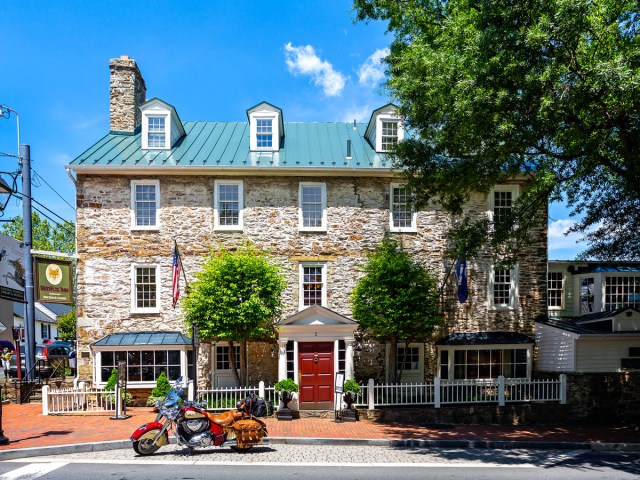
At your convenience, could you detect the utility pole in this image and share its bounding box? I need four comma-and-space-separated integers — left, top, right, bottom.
20, 144, 35, 381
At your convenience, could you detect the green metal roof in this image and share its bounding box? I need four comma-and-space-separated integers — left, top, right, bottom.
70, 121, 395, 170
92, 331, 192, 347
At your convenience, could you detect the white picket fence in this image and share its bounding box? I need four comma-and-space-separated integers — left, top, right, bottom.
42, 382, 117, 415
42, 375, 566, 415
197, 375, 567, 411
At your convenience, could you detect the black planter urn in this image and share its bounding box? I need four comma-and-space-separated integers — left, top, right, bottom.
277, 391, 294, 421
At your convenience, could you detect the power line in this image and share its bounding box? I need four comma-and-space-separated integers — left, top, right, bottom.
30, 167, 75, 211
7, 192, 75, 236
30, 205, 75, 237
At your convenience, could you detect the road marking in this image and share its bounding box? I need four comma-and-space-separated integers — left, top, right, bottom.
0, 462, 67, 480
6, 458, 537, 468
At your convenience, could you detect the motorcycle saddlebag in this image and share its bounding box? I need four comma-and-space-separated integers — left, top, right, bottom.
233, 419, 265, 447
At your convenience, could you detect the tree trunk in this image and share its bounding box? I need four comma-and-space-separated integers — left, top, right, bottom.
389, 333, 398, 384
228, 340, 241, 386
239, 339, 248, 386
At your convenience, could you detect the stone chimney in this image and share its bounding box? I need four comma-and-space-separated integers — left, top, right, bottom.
109, 55, 147, 133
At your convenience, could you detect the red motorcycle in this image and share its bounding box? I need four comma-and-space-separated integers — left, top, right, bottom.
131, 378, 268, 455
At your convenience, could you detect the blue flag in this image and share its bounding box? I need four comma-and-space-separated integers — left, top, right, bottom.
455, 258, 468, 303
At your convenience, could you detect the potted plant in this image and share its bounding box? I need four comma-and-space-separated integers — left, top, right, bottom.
274, 378, 298, 420
342, 379, 361, 421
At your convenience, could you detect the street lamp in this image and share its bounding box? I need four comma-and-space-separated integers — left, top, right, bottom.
0, 177, 13, 213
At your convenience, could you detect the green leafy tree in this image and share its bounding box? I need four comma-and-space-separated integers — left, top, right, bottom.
56, 309, 76, 342
1, 211, 75, 253
182, 245, 286, 386
351, 237, 443, 383
354, 0, 640, 260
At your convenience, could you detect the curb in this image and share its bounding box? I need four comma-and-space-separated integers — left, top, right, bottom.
1, 437, 638, 461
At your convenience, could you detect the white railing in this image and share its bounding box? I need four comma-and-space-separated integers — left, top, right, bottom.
43, 382, 117, 415
197, 381, 280, 411
354, 375, 567, 409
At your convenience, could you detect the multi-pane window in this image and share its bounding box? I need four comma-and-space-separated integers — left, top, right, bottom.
580, 277, 595, 314
493, 268, 512, 307
256, 119, 273, 148
214, 181, 243, 229
548, 272, 564, 308
299, 183, 326, 230
215, 345, 241, 370
453, 348, 527, 379
301, 264, 325, 308
493, 191, 513, 224
148, 116, 166, 148
390, 184, 415, 230
605, 276, 640, 310
41, 323, 51, 340
381, 121, 398, 151
397, 346, 420, 371
100, 350, 181, 383
132, 181, 159, 228
286, 341, 295, 379
133, 265, 158, 311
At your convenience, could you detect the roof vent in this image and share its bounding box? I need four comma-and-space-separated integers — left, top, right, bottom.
346, 140, 352, 160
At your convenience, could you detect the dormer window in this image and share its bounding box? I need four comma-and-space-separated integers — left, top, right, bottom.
256, 119, 273, 148
140, 98, 185, 150
365, 104, 404, 153
247, 102, 283, 151
147, 116, 166, 148
381, 121, 398, 151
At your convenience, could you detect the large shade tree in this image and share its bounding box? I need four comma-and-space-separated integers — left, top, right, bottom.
182, 245, 286, 386
354, 0, 640, 260
351, 237, 443, 383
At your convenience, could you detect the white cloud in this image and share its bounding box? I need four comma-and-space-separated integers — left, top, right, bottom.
342, 105, 375, 123
284, 43, 346, 97
548, 218, 591, 259
358, 48, 389, 87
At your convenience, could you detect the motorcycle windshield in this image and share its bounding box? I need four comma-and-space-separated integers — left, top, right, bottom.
164, 388, 182, 407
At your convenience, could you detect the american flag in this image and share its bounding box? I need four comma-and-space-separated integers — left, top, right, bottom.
172, 244, 182, 308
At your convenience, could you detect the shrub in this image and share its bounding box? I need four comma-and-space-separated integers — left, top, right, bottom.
343, 379, 361, 395
274, 378, 299, 393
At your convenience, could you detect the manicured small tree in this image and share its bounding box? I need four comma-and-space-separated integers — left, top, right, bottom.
151, 371, 171, 398
352, 236, 443, 383
183, 244, 286, 386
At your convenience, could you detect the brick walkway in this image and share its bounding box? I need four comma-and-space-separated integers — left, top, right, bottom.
1, 402, 638, 451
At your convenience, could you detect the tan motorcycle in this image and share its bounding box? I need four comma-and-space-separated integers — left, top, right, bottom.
131, 378, 267, 454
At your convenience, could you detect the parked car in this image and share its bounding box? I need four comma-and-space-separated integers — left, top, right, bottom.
9, 344, 71, 378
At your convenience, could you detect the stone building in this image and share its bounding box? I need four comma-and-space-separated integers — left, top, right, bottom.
67, 56, 547, 409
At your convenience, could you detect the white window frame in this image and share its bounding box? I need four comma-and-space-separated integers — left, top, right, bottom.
438, 345, 532, 381
389, 182, 417, 232
249, 112, 280, 151
386, 343, 424, 383
299, 263, 327, 310
131, 180, 160, 230
214, 180, 244, 231
489, 264, 519, 310
95, 348, 189, 388
131, 263, 160, 314
142, 112, 170, 150
488, 185, 520, 223
298, 182, 327, 232
375, 114, 404, 152
547, 271, 564, 309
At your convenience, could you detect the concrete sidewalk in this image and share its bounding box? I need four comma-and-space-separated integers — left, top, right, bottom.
1, 403, 638, 460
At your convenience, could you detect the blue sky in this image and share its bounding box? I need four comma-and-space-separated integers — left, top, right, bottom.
0, 0, 586, 259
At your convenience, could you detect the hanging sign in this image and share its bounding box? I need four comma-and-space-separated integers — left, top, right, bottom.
35, 258, 73, 304
0, 233, 25, 303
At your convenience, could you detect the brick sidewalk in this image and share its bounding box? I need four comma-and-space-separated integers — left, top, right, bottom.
1, 403, 638, 451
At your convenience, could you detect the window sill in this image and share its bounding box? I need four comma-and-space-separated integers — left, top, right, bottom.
489, 306, 517, 312
299, 227, 328, 233
131, 309, 161, 315
131, 226, 160, 232
390, 227, 417, 233
214, 226, 244, 232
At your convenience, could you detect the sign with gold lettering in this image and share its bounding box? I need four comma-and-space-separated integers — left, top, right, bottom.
35, 258, 73, 304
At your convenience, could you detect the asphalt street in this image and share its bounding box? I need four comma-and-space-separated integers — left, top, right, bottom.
1, 444, 639, 479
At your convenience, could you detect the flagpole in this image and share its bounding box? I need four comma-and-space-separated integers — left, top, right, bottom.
173, 239, 196, 397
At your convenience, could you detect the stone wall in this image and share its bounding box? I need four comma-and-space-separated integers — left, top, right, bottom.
75, 174, 546, 385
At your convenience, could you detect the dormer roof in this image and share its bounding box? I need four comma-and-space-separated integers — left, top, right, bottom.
140, 97, 186, 139
365, 103, 400, 139
246, 101, 285, 135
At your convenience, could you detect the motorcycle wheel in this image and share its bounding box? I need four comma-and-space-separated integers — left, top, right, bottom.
132, 430, 163, 456
230, 444, 253, 453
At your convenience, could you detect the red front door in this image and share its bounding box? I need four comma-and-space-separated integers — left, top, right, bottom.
299, 342, 334, 405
